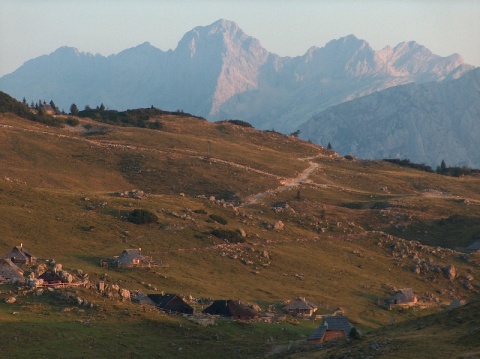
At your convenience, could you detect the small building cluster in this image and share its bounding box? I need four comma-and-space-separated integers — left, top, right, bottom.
1, 244, 360, 346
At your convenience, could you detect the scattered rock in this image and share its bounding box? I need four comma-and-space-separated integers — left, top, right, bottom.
274, 220, 285, 231
237, 228, 246, 237
5, 297, 16, 304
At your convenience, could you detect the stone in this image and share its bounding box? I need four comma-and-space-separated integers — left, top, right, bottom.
97, 281, 105, 292
274, 220, 285, 231
237, 228, 247, 237
5, 297, 16, 304
443, 264, 456, 281
463, 281, 473, 290
120, 288, 131, 300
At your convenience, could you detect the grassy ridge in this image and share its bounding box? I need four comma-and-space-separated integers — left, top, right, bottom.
1, 112, 480, 358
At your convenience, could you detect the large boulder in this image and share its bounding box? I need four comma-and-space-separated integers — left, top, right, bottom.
443, 264, 456, 281
120, 289, 131, 301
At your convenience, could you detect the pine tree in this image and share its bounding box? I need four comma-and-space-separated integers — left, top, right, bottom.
49, 100, 57, 112
70, 103, 79, 116
440, 160, 447, 173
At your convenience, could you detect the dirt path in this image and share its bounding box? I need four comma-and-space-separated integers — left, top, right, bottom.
243, 159, 320, 205
1, 121, 372, 199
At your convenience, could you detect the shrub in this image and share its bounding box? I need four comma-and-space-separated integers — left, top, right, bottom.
225, 119, 253, 128
211, 229, 245, 243
66, 117, 80, 127
127, 209, 157, 224
384, 158, 434, 173
209, 214, 228, 225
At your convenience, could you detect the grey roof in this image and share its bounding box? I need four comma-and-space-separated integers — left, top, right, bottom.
3, 245, 36, 261
285, 297, 318, 311
0, 258, 24, 281
390, 288, 416, 304
308, 316, 354, 341
114, 249, 145, 264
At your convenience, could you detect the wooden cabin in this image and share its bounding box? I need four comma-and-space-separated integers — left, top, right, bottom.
0, 258, 25, 283
308, 316, 355, 343
284, 297, 318, 317
203, 300, 258, 320
3, 244, 36, 265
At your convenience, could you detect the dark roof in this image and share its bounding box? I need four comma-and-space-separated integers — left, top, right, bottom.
202, 300, 257, 319
0, 258, 24, 280
38, 270, 65, 283
308, 316, 354, 341
148, 294, 193, 314
285, 297, 318, 311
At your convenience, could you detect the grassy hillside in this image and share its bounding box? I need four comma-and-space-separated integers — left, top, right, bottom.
1, 111, 479, 358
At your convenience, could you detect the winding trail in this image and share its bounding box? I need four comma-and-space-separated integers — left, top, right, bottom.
1, 120, 371, 199
242, 158, 320, 205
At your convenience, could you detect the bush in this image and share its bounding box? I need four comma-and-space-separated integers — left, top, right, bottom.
225, 119, 253, 128
127, 209, 157, 224
66, 117, 80, 127
209, 214, 228, 225
384, 158, 434, 173
211, 229, 245, 243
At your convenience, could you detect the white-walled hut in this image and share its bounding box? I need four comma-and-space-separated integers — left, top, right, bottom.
112, 248, 151, 268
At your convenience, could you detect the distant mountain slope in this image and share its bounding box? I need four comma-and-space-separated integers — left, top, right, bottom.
299, 68, 480, 168
0, 19, 474, 132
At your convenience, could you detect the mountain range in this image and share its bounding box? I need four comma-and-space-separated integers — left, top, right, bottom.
0, 19, 477, 166
300, 67, 480, 168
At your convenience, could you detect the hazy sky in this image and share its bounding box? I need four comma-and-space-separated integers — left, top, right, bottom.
1, 0, 479, 77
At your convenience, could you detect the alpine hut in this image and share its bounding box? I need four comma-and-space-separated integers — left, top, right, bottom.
3, 244, 36, 265
148, 293, 194, 314
308, 316, 356, 343
0, 258, 25, 283
390, 288, 418, 306
202, 300, 258, 320
112, 248, 151, 268
284, 297, 318, 317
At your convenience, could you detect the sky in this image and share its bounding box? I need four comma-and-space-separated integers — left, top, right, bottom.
0, 0, 479, 77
